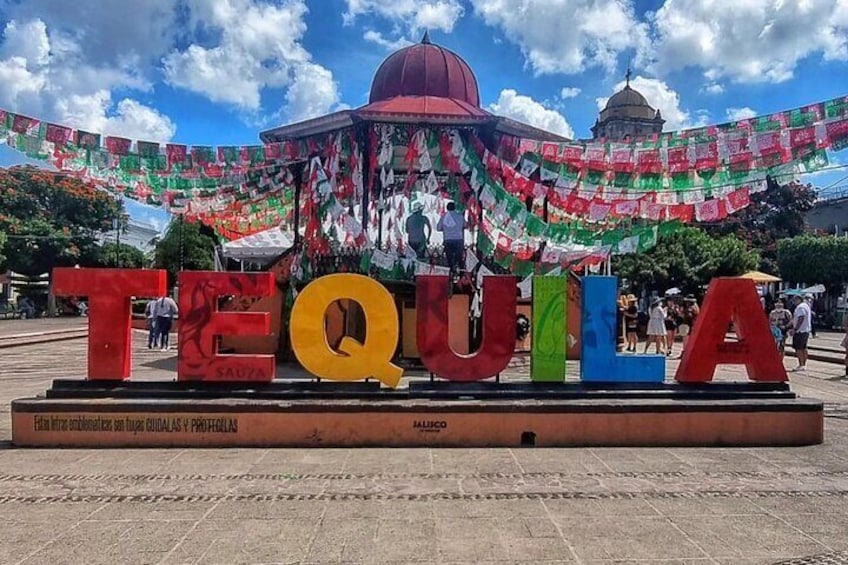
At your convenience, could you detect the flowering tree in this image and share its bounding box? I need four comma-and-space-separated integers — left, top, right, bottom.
0, 166, 121, 277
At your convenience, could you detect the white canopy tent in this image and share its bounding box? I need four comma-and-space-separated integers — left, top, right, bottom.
221, 227, 295, 264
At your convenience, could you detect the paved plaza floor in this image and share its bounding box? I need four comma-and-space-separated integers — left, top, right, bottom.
0, 323, 847, 564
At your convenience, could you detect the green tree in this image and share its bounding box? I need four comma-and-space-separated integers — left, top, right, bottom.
0, 166, 121, 276
704, 179, 816, 274
614, 226, 760, 297
92, 242, 148, 269
154, 218, 217, 286
777, 235, 848, 293
0, 230, 6, 268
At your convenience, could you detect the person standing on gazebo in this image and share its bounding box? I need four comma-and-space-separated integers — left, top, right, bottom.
406, 202, 431, 258
437, 201, 465, 277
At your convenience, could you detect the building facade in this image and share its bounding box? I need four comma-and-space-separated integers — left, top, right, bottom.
591, 73, 665, 141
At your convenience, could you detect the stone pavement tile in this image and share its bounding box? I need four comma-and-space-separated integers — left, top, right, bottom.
0, 501, 104, 521
779, 512, 848, 551
751, 496, 848, 516
114, 519, 198, 553
645, 496, 765, 517
18, 521, 133, 565
249, 448, 356, 473
499, 536, 577, 562
587, 448, 697, 473
178, 518, 315, 564
205, 500, 327, 520
552, 515, 709, 561
0, 520, 73, 564
436, 534, 510, 562
305, 520, 378, 563
543, 497, 660, 517
339, 448, 433, 474
430, 448, 524, 474
324, 499, 434, 519
431, 497, 546, 518
659, 448, 783, 473
507, 448, 613, 473
588, 558, 715, 565
671, 514, 831, 560
158, 448, 269, 474
90, 502, 216, 522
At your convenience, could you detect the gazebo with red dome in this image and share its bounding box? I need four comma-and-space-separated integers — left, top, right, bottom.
259, 33, 567, 247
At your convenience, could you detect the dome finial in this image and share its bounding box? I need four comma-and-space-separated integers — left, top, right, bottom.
625, 66, 632, 87
421, 30, 431, 44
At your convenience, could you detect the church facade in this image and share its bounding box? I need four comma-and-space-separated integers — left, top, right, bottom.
591, 73, 665, 141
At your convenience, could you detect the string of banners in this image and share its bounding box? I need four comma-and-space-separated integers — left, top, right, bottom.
2, 94, 846, 244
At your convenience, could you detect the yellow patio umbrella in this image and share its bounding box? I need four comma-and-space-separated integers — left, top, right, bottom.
738, 270, 782, 283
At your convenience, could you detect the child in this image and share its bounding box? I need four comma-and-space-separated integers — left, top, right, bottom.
770, 318, 783, 355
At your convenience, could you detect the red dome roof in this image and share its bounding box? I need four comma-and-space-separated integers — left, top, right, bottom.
369, 33, 480, 107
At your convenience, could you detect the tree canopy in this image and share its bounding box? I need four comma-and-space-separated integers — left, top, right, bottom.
704, 179, 816, 274
614, 226, 759, 297
777, 235, 848, 293
154, 218, 217, 286
0, 166, 121, 276
93, 242, 148, 269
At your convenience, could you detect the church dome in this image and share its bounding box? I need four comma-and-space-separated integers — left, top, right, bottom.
368, 32, 480, 107
599, 84, 658, 122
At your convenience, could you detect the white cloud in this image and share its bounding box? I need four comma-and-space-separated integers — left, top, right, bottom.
725, 107, 758, 121
703, 83, 724, 94
471, 0, 647, 75
0, 18, 175, 141
163, 0, 340, 121
0, 0, 178, 67
344, 0, 464, 33
596, 75, 703, 131
559, 87, 581, 99
643, 0, 848, 84
363, 30, 414, 51
285, 62, 342, 122
489, 89, 574, 138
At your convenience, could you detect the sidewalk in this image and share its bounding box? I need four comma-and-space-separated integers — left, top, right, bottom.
1, 333, 848, 563
0, 316, 87, 338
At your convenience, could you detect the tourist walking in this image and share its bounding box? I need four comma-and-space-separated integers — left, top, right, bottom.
437, 201, 466, 277
623, 295, 639, 352
645, 298, 666, 354
145, 297, 159, 349
789, 295, 812, 373
153, 293, 179, 351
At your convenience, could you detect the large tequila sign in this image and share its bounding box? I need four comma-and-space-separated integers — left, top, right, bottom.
53, 268, 787, 386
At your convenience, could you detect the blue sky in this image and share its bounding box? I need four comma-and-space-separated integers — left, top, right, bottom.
2, 0, 848, 229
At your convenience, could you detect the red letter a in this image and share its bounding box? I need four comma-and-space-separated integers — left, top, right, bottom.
53, 267, 167, 380
416, 275, 516, 381
676, 278, 787, 383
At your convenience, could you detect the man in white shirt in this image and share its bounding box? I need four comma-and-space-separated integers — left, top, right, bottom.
790, 295, 812, 372
154, 294, 179, 351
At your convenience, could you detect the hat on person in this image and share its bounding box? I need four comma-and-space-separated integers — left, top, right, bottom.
412, 202, 424, 212
804, 294, 813, 300
684, 295, 696, 302
651, 297, 662, 306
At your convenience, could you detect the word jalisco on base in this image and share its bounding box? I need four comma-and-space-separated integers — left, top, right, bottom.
53, 268, 788, 386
